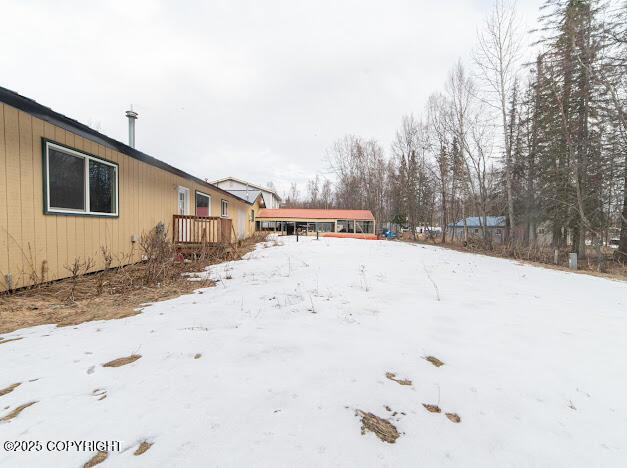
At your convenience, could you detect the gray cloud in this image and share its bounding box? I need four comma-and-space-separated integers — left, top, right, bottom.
1, 0, 540, 194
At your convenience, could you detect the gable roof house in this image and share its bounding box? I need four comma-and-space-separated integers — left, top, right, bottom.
0, 86, 262, 291
447, 216, 506, 243
212, 177, 282, 209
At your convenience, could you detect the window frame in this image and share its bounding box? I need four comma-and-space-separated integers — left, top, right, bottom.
195, 190, 212, 217
43, 139, 119, 217
220, 199, 229, 218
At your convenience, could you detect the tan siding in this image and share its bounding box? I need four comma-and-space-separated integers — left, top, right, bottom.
31, 118, 46, 282
0, 105, 8, 287
43, 122, 59, 280
4, 105, 23, 287
18, 111, 36, 284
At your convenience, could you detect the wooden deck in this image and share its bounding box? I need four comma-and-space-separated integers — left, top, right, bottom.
173, 215, 232, 246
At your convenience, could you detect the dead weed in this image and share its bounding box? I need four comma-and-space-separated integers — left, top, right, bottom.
424, 356, 445, 367
102, 354, 141, 368
83, 451, 108, 467
134, 441, 153, 456
0, 383, 21, 397
445, 412, 461, 423
1, 401, 37, 422
422, 403, 441, 413
357, 410, 400, 443
385, 372, 412, 386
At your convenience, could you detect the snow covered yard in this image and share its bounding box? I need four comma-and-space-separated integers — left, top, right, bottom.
1, 236, 626, 467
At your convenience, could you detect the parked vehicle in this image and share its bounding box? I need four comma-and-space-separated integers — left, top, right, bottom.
381, 229, 398, 239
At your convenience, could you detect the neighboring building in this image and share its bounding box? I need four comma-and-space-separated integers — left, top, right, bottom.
212, 177, 282, 209
0, 86, 261, 291
448, 216, 506, 243
256, 209, 376, 238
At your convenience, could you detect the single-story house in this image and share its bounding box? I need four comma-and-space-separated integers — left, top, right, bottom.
448, 216, 506, 243
0, 86, 262, 291
213, 176, 282, 209
256, 209, 376, 238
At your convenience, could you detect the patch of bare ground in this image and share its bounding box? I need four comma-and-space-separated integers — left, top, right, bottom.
194, 353, 202, 359
83, 451, 108, 467
424, 356, 445, 367
385, 372, 412, 386
1, 401, 37, 422
0, 383, 21, 397
0, 232, 269, 334
422, 403, 441, 413
134, 441, 154, 456
102, 354, 141, 368
445, 412, 461, 423
357, 410, 400, 443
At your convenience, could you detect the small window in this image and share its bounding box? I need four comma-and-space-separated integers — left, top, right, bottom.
250, 209, 255, 222
45, 141, 118, 216
474, 228, 480, 234
221, 199, 229, 217
496, 229, 502, 235
538, 228, 545, 235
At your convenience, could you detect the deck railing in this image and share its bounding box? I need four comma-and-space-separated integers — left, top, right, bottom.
173, 215, 232, 245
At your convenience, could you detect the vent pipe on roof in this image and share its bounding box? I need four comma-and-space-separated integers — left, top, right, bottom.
125, 107, 138, 148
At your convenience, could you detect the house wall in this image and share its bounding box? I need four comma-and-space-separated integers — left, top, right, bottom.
0, 103, 256, 291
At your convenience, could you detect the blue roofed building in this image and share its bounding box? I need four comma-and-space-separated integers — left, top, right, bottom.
447, 216, 506, 243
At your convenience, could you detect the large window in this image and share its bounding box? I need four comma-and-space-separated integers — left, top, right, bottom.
337, 220, 354, 233
45, 141, 118, 216
356, 220, 374, 234
195, 191, 211, 217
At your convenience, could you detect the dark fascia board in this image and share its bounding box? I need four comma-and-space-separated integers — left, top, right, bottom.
0, 85, 252, 205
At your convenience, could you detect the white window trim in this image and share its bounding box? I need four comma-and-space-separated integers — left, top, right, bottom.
45, 141, 119, 217
195, 190, 212, 216
177, 186, 190, 215
221, 199, 229, 218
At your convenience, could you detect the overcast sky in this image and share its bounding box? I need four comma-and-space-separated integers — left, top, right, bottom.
1, 0, 541, 195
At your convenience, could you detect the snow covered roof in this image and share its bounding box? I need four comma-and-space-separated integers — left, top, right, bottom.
257, 208, 375, 220
212, 176, 282, 200
448, 216, 506, 228
225, 189, 264, 204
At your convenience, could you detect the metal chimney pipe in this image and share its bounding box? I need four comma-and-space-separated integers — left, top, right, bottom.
125, 108, 138, 148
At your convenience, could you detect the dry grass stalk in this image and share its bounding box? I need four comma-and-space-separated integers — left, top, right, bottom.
1, 401, 37, 422
425, 356, 445, 367
0, 337, 23, 345
422, 403, 441, 413
102, 354, 141, 368
0, 382, 21, 397
134, 441, 154, 456
357, 410, 400, 443
83, 451, 108, 467
385, 372, 412, 386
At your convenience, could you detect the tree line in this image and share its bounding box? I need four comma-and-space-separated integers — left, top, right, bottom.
282, 0, 626, 260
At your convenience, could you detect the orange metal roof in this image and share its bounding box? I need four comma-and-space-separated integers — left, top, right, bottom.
257, 208, 375, 221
